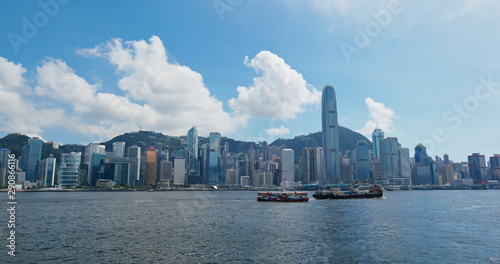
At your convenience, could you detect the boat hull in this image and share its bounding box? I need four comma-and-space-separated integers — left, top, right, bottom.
313, 192, 383, 200
257, 192, 309, 202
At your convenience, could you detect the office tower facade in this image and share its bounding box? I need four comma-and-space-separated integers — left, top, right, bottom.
173, 158, 186, 185
340, 157, 352, 182
40, 155, 56, 186
356, 140, 370, 181
414, 143, 428, 165
127, 145, 141, 185
437, 165, 454, 185
236, 153, 249, 185
208, 132, 221, 185
301, 147, 323, 184
1, 148, 11, 168
380, 137, 400, 179
59, 152, 81, 188
399, 148, 411, 179
443, 153, 450, 165
145, 148, 158, 187
490, 154, 500, 180
321, 85, 340, 184
187, 127, 200, 176
281, 148, 294, 184
21, 138, 43, 182
90, 153, 108, 186
372, 128, 384, 158
468, 153, 488, 184
159, 160, 172, 182
113, 142, 126, 158
84, 144, 105, 164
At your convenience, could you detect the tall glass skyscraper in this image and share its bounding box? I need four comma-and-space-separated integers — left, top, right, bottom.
321, 85, 340, 184
208, 132, 221, 185
372, 128, 384, 158
468, 153, 488, 184
187, 127, 200, 176
21, 138, 43, 182
356, 140, 370, 181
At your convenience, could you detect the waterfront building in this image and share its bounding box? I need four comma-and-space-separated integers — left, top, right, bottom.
240, 176, 250, 187
356, 140, 370, 181
20, 138, 43, 182
113, 142, 126, 158
59, 152, 81, 188
372, 128, 384, 158
340, 157, 352, 182
414, 143, 428, 165
281, 148, 294, 184
84, 144, 105, 164
127, 145, 141, 185
236, 153, 249, 186
372, 158, 382, 180
40, 155, 56, 186
301, 147, 323, 184
145, 147, 158, 187
380, 137, 411, 185
437, 165, 454, 185
490, 154, 500, 180
173, 158, 186, 185
0, 148, 12, 169
468, 153, 488, 184
90, 153, 108, 186
321, 85, 341, 184
159, 160, 172, 182
187, 127, 200, 176
208, 132, 221, 185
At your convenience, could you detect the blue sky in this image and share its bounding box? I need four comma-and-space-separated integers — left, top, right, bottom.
1, 0, 499, 162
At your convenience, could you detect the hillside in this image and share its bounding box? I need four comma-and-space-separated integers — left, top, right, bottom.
0, 126, 370, 164
270, 126, 372, 163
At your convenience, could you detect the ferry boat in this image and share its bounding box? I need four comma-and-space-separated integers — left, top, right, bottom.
313, 185, 383, 200
257, 191, 309, 202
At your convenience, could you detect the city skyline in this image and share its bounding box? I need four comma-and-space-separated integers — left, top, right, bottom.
1, 1, 500, 162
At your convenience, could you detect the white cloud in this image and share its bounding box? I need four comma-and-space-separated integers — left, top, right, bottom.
265, 125, 290, 136
74, 36, 239, 137
0, 57, 66, 136
229, 51, 321, 120
357, 97, 395, 136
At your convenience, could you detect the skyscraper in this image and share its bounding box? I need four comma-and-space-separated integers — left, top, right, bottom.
208, 132, 221, 185
281, 148, 294, 184
20, 138, 43, 182
321, 85, 340, 184
127, 145, 141, 186
84, 144, 105, 164
113, 142, 126, 158
356, 140, 370, 181
187, 127, 200, 176
40, 155, 56, 186
145, 147, 158, 187
59, 152, 81, 188
490, 154, 500, 180
468, 153, 488, 184
414, 143, 428, 165
372, 128, 384, 158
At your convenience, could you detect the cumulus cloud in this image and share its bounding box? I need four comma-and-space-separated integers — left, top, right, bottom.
357, 97, 395, 136
0, 57, 66, 136
265, 125, 290, 136
1, 37, 318, 143
229, 51, 321, 120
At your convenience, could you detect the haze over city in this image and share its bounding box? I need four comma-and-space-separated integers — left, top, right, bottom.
1, 0, 500, 161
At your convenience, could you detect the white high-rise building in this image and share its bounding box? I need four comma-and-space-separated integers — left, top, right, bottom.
173, 158, 186, 185
281, 148, 294, 184
84, 144, 106, 164
113, 142, 126, 158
